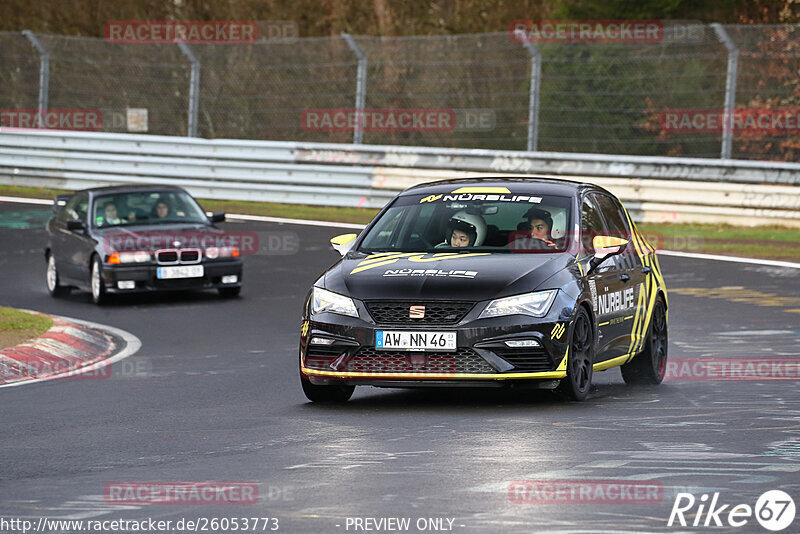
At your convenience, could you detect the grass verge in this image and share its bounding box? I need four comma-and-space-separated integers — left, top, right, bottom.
0, 183, 797, 261
0, 306, 53, 350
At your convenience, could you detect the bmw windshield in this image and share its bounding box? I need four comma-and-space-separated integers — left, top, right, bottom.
358, 191, 574, 254
92, 190, 209, 228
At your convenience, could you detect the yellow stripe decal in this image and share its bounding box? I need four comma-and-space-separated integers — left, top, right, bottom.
302, 367, 566, 380
358, 252, 413, 265
556, 349, 568, 371
627, 282, 646, 357
450, 186, 511, 194
350, 259, 405, 274
594, 353, 631, 371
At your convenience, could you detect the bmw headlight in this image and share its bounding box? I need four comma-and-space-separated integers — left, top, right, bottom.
311, 287, 359, 318
479, 289, 558, 319
205, 246, 239, 259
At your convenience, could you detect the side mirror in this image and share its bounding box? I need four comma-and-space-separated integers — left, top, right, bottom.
330, 233, 358, 256
589, 235, 628, 272
66, 219, 85, 232
209, 212, 226, 223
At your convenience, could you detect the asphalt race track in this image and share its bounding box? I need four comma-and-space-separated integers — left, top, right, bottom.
1, 200, 799, 533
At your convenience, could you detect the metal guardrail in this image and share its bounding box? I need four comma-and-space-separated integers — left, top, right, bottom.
4, 25, 799, 161
1, 129, 799, 226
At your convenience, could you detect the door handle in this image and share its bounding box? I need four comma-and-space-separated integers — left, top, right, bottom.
642, 266, 652, 274
619, 273, 631, 282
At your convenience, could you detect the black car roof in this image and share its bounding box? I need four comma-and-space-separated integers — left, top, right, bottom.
79, 184, 188, 196
398, 176, 610, 197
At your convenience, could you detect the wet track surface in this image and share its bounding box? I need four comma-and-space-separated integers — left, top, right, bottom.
1, 200, 799, 533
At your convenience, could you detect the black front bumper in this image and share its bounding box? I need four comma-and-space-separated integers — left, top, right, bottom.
300, 294, 574, 387
101, 260, 242, 294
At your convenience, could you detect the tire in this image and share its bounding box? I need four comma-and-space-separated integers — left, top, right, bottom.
301, 374, 355, 403
90, 256, 107, 305
557, 307, 594, 401
46, 254, 70, 298
621, 297, 668, 385
218, 286, 241, 298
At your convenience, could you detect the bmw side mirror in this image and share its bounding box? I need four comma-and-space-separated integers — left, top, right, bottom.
209, 212, 226, 223
330, 234, 358, 256
589, 235, 628, 272
66, 219, 85, 232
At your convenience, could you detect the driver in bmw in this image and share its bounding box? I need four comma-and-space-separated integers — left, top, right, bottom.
436, 210, 487, 248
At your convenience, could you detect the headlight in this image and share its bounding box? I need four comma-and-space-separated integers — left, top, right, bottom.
479, 289, 558, 319
311, 287, 359, 318
205, 246, 240, 259
108, 251, 150, 264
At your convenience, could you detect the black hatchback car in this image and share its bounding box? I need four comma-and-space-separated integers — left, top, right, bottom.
45, 185, 243, 304
299, 178, 668, 402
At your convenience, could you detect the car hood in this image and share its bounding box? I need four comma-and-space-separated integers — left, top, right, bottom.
323, 252, 572, 302
93, 223, 227, 251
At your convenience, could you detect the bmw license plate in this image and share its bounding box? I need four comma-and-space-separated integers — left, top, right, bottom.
376, 331, 456, 351
156, 265, 204, 279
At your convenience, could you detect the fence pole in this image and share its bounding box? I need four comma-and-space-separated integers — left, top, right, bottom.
515, 29, 541, 152
711, 23, 739, 160
21, 30, 49, 128
177, 42, 200, 137
342, 33, 367, 144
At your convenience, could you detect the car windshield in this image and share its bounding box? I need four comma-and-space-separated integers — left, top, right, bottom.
92, 191, 208, 227
358, 190, 573, 254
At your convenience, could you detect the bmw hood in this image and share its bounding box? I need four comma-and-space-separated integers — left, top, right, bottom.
323, 252, 571, 302
94, 223, 230, 252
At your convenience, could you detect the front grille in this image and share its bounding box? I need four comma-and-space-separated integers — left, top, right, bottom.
156, 250, 178, 264
304, 346, 348, 371
365, 301, 474, 325
344, 347, 495, 374
180, 249, 200, 263
156, 248, 201, 265
493, 349, 553, 372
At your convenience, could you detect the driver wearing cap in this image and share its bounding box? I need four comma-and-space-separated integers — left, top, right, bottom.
523, 207, 558, 249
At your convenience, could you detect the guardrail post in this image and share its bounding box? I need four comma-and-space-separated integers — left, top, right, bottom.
177, 42, 200, 138
22, 30, 49, 128
711, 23, 739, 160
516, 29, 541, 152
342, 33, 367, 144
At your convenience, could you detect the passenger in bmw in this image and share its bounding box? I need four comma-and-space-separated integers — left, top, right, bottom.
153, 200, 171, 219
436, 210, 487, 248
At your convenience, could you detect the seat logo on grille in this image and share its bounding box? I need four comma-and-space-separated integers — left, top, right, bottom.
409, 305, 426, 319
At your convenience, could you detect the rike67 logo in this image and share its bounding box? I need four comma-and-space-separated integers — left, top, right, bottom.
668, 490, 796, 531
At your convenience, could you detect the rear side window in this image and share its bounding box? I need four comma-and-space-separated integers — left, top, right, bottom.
62, 193, 88, 223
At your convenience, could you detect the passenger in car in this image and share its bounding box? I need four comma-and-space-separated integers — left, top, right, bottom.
436, 211, 487, 248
